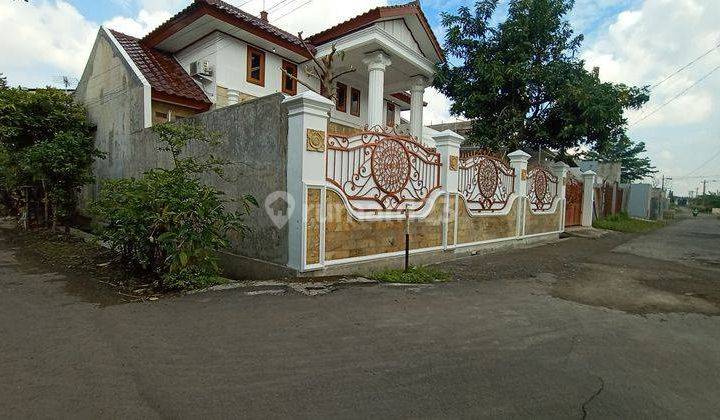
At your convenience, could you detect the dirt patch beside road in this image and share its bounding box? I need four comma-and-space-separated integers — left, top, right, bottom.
443, 215, 720, 316
0, 223, 158, 306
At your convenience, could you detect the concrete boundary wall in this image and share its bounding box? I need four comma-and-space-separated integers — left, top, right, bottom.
85, 93, 291, 271
285, 92, 570, 277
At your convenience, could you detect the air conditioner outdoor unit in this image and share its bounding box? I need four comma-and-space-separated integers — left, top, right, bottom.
189, 60, 213, 77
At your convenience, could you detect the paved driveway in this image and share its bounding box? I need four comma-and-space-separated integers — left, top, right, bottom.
1, 215, 719, 418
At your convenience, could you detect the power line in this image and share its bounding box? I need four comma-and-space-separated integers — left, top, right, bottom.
649, 42, 720, 91
683, 147, 720, 178
267, 0, 293, 12
274, 0, 312, 22
629, 62, 720, 128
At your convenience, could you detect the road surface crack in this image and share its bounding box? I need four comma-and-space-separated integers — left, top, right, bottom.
580, 375, 605, 420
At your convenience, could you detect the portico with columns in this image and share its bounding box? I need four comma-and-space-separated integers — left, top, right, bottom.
306, 4, 442, 144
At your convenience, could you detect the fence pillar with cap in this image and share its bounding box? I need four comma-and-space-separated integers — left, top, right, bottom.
552, 161, 570, 230
433, 130, 463, 249
283, 91, 334, 272
581, 170, 597, 227
508, 150, 531, 237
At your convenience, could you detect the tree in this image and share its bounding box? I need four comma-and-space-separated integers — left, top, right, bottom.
0, 74, 6, 90
91, 122, 257, 290
434, 0, 649, 155
583, 134, 657, 183
280, 33, 356, 103
0, 87, 101, 225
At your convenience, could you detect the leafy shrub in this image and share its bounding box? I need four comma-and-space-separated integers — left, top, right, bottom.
91, 122, 256, 290
371, 266, 450, 284
0, 87, 101, 225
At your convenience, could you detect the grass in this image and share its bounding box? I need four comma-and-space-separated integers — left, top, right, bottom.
370, 265, 450, 284
593, 212, 665, 233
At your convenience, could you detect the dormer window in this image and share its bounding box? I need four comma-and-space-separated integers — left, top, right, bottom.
247, 46, 265, 86
281, 60, 297, 95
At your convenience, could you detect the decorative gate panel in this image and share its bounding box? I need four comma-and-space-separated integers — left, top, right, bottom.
527, 166, 559, 212
459, 152, 515, 213
565, 177, 583, 227
326, 129, 442, 212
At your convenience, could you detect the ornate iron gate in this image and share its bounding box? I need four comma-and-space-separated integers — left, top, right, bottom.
459, 152, 515, 213
326, 129, 442, 213
565, 178, 583, 227
527, 166, 559, 212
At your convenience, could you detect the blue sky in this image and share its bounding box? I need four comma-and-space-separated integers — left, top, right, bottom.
1, 0, 718, 195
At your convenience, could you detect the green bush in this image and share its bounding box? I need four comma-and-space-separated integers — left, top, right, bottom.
371, 266, 450, 284
91, 122, 256, 290
593, 212, 664, 233
0, 87, 102, 225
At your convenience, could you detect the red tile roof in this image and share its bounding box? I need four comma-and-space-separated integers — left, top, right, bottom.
110, 29, 211, 110
307, 1, 444, 61
142, 0, 312, 58
201, 0, 305, 48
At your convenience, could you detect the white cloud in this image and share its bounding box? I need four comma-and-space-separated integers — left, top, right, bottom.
581, 0, 720, 194
582, 0, 720, 129
422, 87, 455, 126
103, 9, 173, 38
0, 1, 97, 87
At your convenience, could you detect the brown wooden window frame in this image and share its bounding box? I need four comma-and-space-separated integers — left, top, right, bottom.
350, 87, 361, 117
246, 46, 265, 87
281, 60, 297, 95
386, 102, 396, 127
336, 82, 347, 112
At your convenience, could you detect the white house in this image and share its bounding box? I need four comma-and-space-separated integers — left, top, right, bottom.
76, 0, 444, 141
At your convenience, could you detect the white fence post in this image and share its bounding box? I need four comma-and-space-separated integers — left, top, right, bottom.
433, 130, 463, 250
552, 162, 570, 230
581, 170, 596, 227
283, 91, 334, 272
508, 150, 531, 237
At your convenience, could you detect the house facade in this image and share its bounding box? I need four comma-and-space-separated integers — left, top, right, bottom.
76, 0, 443, 142
75, 0, 571, 278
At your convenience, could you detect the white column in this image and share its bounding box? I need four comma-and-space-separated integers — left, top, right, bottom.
508, 150, 531, 237
409, 75, 427, 139
581, 170, 596, 227
282, 91, 334, 272
362, 51, 391, 129
552, 162, 570, 230
433, 130, 463, 250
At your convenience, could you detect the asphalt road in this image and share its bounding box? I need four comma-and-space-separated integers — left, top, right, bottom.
1, 214, 719, 418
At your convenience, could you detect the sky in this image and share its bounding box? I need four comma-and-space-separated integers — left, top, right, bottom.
1, 0, 718, 195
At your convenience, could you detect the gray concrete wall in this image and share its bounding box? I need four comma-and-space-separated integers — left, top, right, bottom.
77, 42, 290, 270
74, 29, 148, 198
115, 94, 290, 266
624, 183, 652, 219
578, 161, 622, 184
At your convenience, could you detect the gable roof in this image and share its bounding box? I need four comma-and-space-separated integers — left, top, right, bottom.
110, 30, 212, 110
142, 0, 312, 58
307, 1, 444, 61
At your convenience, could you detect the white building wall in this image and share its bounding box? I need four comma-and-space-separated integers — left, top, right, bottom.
175, 32, 319, 105
174, 32, 220, 103
375, 20, 423, 56
172, 32, 409, 129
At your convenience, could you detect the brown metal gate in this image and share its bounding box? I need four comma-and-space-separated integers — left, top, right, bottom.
565, 178, 583, 227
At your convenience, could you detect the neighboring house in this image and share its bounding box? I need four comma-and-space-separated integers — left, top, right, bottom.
75, 0, 443, 141
621, 183, 667, 220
